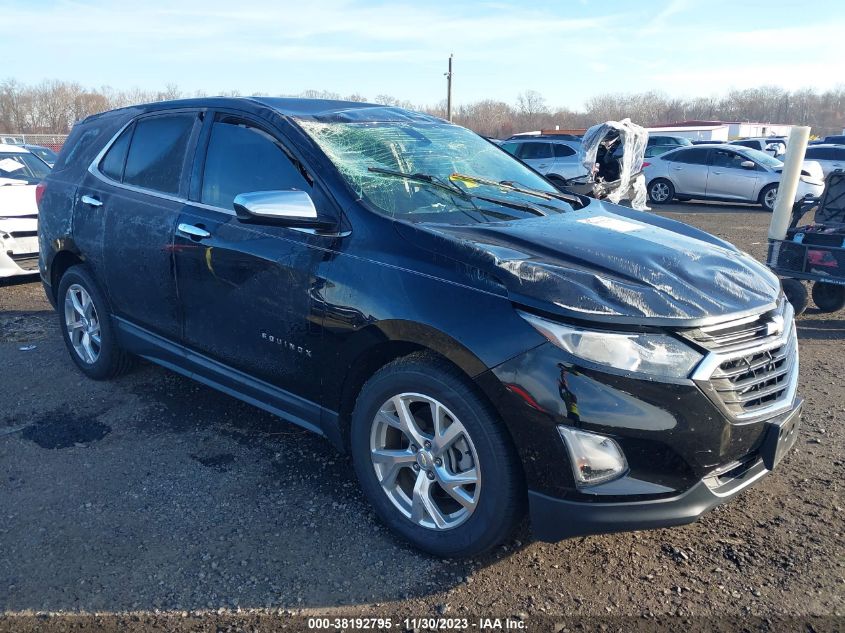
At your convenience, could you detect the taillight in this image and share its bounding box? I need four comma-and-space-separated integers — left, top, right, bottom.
35, 181, 47, 207
641, 162, 651, 168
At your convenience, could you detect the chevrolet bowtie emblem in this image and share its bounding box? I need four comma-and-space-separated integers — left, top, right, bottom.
766, 315, 785, 337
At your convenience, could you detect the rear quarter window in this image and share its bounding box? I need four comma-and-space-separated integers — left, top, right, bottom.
123, 114, 196, 195
99, 124, 133, 182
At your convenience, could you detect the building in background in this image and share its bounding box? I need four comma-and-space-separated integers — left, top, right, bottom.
647, 120, 793, 141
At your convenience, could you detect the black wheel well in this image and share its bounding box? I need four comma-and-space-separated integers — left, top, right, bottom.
336, 341, 501, 452
50, 251, 84, 302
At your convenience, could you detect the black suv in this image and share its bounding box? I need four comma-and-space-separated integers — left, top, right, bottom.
38, 98, 802, 557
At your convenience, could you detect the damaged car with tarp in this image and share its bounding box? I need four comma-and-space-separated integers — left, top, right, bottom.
39, 98, 801, 557
565, 118, 650, 210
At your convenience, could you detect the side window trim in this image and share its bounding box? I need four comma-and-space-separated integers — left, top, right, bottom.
87, 109, 203, 203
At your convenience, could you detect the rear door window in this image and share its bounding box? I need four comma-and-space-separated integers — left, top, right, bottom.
500, 142, 519, 156
199, 116, 311, 211
553, 144, 576, 158
123, 114, 196, 195
666, 148, 710, 164
518, 142, 553, 160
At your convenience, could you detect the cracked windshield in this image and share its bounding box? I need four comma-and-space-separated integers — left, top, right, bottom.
298, 115, 575, 223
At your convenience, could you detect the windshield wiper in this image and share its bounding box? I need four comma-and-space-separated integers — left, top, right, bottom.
366, 167, 546, 218
451, 172, 584, 207
367, 167, 470, 199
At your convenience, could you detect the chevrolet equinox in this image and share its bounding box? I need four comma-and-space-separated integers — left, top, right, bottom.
38, 98, 802, 557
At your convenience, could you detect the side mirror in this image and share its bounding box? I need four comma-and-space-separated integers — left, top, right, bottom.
740, 160, 756, 170
233, 190, 335, 230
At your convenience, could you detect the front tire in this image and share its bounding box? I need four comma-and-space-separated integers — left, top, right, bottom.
350, 353, 524, 558
812, 282, 845, 313
760, 183, 778, 212
781, 278, 809, 316
648, 178, 674, 204
57, 265, 134, 380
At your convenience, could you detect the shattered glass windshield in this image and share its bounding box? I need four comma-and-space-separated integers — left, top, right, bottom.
297, 118, 574, 223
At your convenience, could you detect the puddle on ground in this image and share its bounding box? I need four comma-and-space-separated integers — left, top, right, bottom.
21, 413, 111, 449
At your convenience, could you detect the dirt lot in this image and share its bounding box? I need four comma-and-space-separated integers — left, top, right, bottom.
0, 201, 843, 632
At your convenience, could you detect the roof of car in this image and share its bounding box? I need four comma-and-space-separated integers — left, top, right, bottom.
503, 137, 581, 145
0, 143, 29, 153
82, 96, 441, 125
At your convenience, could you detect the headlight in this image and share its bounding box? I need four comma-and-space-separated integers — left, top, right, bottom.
518, 311, 702, 379
557, 426, 627, 486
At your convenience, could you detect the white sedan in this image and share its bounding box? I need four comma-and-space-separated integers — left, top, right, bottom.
0, 144, 50, 278
643, 144, 824, 211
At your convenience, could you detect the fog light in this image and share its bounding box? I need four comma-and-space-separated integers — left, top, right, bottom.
557, 426, 627, 486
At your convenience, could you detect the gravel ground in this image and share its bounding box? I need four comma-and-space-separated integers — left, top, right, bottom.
0, 201, 842, 632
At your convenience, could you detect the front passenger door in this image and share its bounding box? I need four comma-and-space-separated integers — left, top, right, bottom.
173, 112, 337, 408
706, 149, 759, 200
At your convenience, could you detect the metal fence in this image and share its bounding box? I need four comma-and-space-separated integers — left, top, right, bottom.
0, 133, 69, 151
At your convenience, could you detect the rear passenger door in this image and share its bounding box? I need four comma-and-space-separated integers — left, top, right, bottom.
664, 147, 710, 196
173, 111, 338, 408
83, 110, 202, 339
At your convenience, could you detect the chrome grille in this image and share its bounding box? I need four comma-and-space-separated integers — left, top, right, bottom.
690, 300, 799, 421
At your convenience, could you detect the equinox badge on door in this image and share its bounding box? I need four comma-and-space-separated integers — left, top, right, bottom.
261, 332, 312, 358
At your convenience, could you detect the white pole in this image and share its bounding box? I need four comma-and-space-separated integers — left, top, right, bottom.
769, 126, 810, 240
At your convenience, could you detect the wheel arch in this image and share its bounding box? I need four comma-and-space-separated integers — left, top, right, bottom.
332, 320, 499, 451
49, 249, 85, 304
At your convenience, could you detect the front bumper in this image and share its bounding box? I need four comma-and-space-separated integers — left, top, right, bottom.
530, 399, 802, 541
0, 217, 39, 278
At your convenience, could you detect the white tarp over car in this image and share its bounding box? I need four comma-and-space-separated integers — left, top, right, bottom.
580, 118, 649, 211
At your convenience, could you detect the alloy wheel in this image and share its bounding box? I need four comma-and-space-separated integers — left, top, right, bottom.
370, 393, 481, 530
650, 182, 670, 202
764, 187, 778, 210
64, 283, 101, 364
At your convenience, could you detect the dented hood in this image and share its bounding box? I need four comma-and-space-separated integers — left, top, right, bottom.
396, 201, 780, 326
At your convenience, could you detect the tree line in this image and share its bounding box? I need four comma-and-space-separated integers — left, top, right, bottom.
1, 79, 843, 139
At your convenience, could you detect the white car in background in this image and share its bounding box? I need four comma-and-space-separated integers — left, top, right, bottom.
804, 144, 845, 178
499, 137, 588, 185
0, 144, 50, 278
643, 144, 824, 211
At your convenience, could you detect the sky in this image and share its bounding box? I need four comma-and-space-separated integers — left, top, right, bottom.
6, 0, 845, 109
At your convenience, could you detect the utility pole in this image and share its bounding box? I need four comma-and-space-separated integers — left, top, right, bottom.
445, 53, 453, 122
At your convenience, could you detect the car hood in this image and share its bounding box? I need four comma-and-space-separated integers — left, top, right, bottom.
0, 182, 38, 217
396, 201, 780, 326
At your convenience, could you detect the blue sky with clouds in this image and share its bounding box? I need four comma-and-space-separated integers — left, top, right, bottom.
7, 0, 844, 108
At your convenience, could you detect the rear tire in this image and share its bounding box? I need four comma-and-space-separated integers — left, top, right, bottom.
57, 265, 135, 380
350, 352, 524, 558
648, 178, 674, 204
760, 183, 778, 212
811, 282, 845, 313
781, 278, 809, 316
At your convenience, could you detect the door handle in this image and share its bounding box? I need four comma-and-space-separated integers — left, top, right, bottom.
177, 223, 211, 240
712, 170, 723, 175
538, 163, 549, 168
671, 166, 682, 170
80, 194, 102, 207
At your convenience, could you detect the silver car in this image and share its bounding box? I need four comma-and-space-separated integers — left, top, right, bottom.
643, 144, 825, 211
804, 144, 845, 177
500, 138, 587, 185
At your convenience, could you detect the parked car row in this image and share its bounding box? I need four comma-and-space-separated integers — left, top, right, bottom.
643, 143, 825, 210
